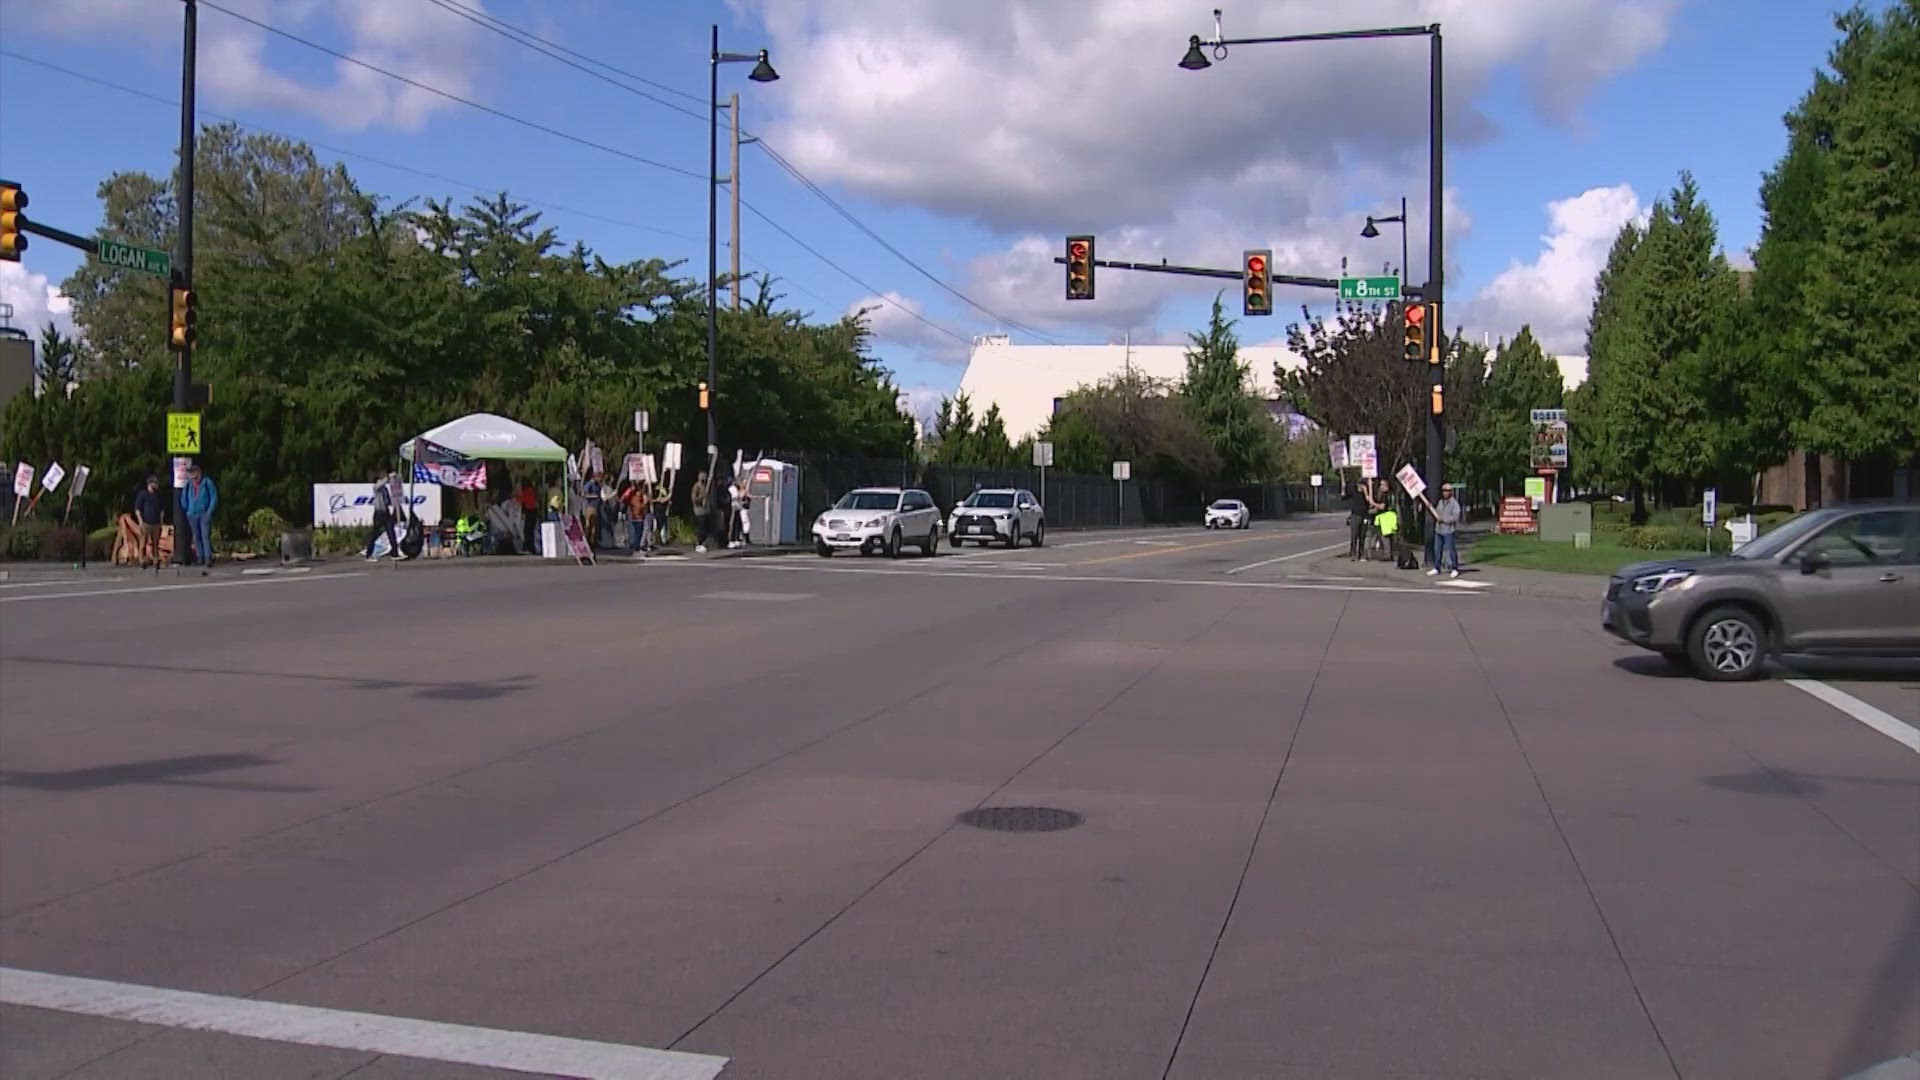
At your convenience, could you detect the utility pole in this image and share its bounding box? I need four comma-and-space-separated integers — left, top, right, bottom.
729, 92, 742, 311
1426, 27, 1445, 491
173, 0, 197, 566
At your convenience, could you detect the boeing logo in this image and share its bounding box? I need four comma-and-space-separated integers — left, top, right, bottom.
328, 493, 427, 514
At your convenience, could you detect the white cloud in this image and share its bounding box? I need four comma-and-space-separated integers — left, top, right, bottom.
849, 291, 972, 365
740, 0, 1677, 235
0, 263, 76, 340
1464, 184, 1647, 354
19, 0, 494, 132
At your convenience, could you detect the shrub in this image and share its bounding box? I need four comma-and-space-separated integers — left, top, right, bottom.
1619, 524, 1728, 553
312, 526, 366, 556
5, 520, 53, 560
86, 525, 116, 563
42, 525, 86, 562
247, 507, 289, 548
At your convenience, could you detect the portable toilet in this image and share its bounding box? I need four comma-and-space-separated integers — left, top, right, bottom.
744, 459, 800, 545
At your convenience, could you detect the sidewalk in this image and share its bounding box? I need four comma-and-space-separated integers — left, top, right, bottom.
1308, 531, 1605, 601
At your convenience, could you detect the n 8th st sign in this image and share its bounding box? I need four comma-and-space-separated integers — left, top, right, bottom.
1338, 275, 1400, 301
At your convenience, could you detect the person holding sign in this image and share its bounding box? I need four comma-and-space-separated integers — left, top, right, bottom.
1426, 483, 1462, 578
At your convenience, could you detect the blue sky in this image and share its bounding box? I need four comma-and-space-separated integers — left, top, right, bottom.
0, 0, 1850, 409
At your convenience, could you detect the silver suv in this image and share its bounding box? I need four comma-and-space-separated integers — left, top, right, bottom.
1602, 503, 1919, 680
812, 487, 942, 557
949, 488, 1044, 548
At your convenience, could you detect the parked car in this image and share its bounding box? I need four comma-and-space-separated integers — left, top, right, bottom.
812, 487, 942, 557
1602, 502, 1920, 680
1205, 499, 1251, 529
949, 488, 1045, 548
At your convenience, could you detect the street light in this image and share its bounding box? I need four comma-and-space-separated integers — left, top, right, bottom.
1180, 8, 1447, 489
1361, 196, 1409, 289
706, 26, 777, 522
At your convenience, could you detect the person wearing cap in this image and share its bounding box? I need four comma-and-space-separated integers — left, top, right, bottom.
133, 474, 165, 569
1427, 482, 1462, 578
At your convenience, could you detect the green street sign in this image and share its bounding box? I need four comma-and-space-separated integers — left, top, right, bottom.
96, 240, 171, 278
1339, 275, 1400, 301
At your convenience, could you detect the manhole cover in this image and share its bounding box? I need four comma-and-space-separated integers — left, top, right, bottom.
956, 806, 1083, 833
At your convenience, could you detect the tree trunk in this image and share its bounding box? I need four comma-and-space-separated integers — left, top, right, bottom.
1630, 481, 1647, 525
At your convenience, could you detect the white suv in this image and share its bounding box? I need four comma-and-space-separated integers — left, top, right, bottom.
813, 487, 942, 557
949, 488, 1045, 548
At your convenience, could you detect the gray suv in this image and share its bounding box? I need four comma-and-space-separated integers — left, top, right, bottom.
1602, 503, 1919, 680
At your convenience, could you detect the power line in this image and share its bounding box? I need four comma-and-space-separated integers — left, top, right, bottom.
740, 199, 972, 344
404, 0, 1050, 344
200, 1, 706, 182
0, 49, 848, 315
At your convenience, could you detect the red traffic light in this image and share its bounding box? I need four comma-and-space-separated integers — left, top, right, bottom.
1065, 235, 1095, 300
1068, 240, 1088, 259
1404, 303, 1425, 326
1245, 254, 1266, 274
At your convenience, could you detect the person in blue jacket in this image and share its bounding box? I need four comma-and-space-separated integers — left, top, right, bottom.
181, 463, 218, 572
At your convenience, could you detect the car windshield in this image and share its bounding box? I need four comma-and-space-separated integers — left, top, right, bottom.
1731, 509, 1834, 560
834, 492, 900, 511
964, 493, 1016, 508
1210, 501, 1241, 510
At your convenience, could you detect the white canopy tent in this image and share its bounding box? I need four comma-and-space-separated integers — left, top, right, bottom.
398, 412, 567, 463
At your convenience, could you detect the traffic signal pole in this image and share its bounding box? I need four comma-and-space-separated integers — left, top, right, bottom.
173, 0, 197, 565
1426, 28, 1445, 492
1051, 255, 1339, 291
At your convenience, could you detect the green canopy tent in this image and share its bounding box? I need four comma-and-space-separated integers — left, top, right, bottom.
398, 413, 577, 557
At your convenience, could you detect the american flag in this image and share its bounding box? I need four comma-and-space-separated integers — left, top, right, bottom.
411, 438, 488, 490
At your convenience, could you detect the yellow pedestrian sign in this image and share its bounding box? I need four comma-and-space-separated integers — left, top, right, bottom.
166, 412, 201, 455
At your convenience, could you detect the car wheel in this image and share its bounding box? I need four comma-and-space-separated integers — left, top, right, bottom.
1031, 522, 1045, 547
815, 541, 834, 558
1003, 526, 1019, 549
1687, 605, 1766, 681
921, 522, 939, 556
888, 527, 904, 559
950, 530, 963, 549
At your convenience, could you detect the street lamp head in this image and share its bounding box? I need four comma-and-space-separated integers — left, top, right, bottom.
1179, 35, 1212, 70
748, 50, 779, 82
1360, 218, 1381, 239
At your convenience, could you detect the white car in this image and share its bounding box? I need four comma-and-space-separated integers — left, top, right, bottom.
949, 488, 1045, 548
813, 487, 943, 557
1205, 499, 1251, 529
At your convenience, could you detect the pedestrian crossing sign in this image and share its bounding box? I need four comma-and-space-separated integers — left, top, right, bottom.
167, 412, 201, 455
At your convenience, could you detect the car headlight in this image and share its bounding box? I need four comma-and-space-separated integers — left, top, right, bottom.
1630, 570, 1693, 594
865, 516, 887, 528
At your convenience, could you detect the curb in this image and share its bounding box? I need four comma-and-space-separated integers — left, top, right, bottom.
1305, 554, 1601, 601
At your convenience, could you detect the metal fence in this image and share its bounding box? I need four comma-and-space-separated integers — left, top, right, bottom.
763, 451, 1314, 531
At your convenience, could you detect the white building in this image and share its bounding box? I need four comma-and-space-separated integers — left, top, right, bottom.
951, 334, 1590, 443
955, 335, 1308, 442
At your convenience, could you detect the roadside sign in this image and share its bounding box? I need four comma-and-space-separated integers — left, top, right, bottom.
1523, 476, 1546, 506
1348, 434, 1377, 479
1111, 460, 1131, 481
41, 462, 65, 491
633, 409, 649, 433
1395, 463, 1426, 499
1309, 473, 1323, 487
166, 411, 201, 454
1703, 488, 1717, 526
94, 239, 171, 279
1033, 441, 1054, 468
1339, 275, 1400, 301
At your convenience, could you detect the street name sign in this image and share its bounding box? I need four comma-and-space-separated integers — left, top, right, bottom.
1338, 275, 1400, 301
96, 240, 171, 278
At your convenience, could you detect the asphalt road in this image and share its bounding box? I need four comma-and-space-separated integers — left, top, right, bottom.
2, 517, 1916, 1079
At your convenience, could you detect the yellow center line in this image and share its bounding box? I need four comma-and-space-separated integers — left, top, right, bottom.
1071, 532, 1301, 566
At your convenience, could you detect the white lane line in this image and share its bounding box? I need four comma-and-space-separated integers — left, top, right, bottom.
695, 591, 813, 601
0, 967, 727, 1080
740, 559, 1473, 596
0, 578, 125, 589
1781, 674, 1920, 755
1224, 541, 1348, 575
1438, 578, 1491, 589
0, 572, 368, 603
240, 566, 312, 576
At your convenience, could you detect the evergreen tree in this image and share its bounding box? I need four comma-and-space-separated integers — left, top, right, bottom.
1453, 325, 1563, 490
1180, 295, 1276, 483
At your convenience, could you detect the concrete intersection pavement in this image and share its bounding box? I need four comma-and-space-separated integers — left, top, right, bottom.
2, 517, 1915, 1078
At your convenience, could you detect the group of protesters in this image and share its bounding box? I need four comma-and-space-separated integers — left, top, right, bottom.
1343, 477, 1463, 577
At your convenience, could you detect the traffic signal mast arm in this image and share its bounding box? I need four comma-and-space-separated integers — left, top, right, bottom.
1050, 254, 1340, 291
17, 217, 100, 255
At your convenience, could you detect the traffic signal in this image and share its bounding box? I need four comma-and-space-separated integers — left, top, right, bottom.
0, 180, 25, 262
1242, 249, 1271, 316
1065, 235, 1094, 300
1402, 300, 1426, 361
168, 283, 197, 351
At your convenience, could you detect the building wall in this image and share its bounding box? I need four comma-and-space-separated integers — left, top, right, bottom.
0, 334, 33, 415
956, 337, 1306, 441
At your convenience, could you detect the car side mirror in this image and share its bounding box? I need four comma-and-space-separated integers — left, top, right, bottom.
1799, 551, 1828, 575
